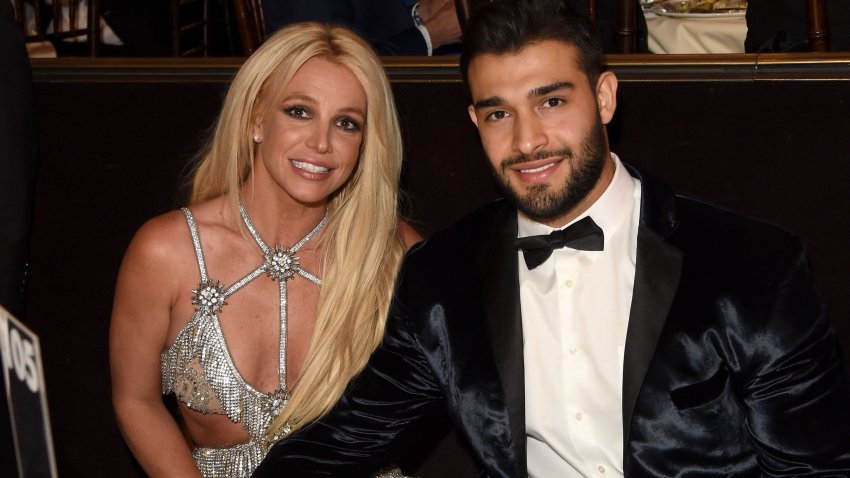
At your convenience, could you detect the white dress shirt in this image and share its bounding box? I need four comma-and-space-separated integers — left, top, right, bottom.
520, 154, 641, 477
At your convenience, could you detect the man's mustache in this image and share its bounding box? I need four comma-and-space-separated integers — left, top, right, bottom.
500, 147, 572, 173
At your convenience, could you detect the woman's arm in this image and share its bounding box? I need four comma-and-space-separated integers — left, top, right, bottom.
109, 215, 202, 478
399, 220, 423, 250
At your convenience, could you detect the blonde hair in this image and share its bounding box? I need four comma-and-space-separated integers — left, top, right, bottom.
189, 23, 406, 437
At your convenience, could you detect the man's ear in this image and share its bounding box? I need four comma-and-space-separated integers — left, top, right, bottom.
595, 71, 618, 125
467, 104, 480, 129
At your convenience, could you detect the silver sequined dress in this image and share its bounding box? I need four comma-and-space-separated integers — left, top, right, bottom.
161, 207, 325, 477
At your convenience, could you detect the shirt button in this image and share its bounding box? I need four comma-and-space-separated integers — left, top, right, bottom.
569, 347, 577, 355
565, 279, 574, 288
575, 412, 582, 421
598, 465, 606, 474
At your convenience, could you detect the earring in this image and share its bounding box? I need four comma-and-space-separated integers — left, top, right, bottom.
253, 135, 261, 143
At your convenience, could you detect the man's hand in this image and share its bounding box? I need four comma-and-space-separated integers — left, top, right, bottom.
418, 0, 462, 49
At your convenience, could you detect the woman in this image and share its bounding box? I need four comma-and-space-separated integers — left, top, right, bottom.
110, 23, 419, 477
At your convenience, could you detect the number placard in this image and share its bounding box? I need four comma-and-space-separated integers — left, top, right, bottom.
0, 306, 58, 478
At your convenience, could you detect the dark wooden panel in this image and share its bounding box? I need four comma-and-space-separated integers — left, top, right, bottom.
27, 56, 850, 476
27, 80, 225, 475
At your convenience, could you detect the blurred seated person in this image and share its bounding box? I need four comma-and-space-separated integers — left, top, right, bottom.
746, 0, 850, 52
1, 0, 35, 318
1, 5, 34, 471
263, 0, 461, 55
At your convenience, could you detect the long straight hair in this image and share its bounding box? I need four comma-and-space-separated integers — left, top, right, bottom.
189, 23, 406, 437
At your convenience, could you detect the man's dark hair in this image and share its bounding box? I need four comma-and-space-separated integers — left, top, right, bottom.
460, 0, 604, 87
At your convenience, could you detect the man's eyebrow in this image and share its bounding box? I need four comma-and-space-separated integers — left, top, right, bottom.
529, 81, 575, 99
472, 96, 506, 110
472, 81, 576, 110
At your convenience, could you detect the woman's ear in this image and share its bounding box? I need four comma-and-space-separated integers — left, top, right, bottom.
252, 115, 264, 143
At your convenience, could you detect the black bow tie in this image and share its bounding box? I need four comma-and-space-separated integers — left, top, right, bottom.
513, 216, 604, 270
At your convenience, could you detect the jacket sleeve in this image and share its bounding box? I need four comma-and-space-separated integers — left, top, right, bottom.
371, 27, 428, 56
740, 241, 850, 473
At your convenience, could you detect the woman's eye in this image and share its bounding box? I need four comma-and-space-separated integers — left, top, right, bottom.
284, 106, 310, 119
337, 117, 362, 132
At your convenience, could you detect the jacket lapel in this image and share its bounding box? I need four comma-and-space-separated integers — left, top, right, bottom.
621, 166, 683, 453
478, 202, 526, 477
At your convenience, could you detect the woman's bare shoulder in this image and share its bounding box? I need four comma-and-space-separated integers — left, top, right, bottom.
121, 211, 195, 279
127, 197, 229, 263
128, 210, 194, 261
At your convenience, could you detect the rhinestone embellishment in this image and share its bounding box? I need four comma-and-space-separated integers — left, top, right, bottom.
261, 389, 290, 419
267, 418, 294, 446
264, 245, 300, 282
191, 279, 227, 315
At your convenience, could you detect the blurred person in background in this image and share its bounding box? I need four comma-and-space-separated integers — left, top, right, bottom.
2, 0, 36, 320
746, 0, 850, 52
263, 0, 462, 55
1, 0, 37, 473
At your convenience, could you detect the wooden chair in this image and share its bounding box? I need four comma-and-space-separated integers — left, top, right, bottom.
11, 0, 101, 56
806, 0, 830, 52
171, 0, 210, 56
232, 0, 265, 55
454, 0, 637, 53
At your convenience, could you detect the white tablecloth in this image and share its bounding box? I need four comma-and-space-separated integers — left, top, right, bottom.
646, 12, 748, 54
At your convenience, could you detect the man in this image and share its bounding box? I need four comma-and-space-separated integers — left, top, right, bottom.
1, 1, 36, 320
254, 1, 850, 476
1, 2, 36, 474
262, 0, 462, 55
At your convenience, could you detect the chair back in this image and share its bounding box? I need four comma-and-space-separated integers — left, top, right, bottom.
171, 0, 210, 56
614, 0, 636, 53
232, 0, 265, 55
12, 0, 101, 56
453, 0, 637, 53
806, 0, 831, 51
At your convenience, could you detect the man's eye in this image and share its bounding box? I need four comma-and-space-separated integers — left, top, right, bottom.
486, 110, 508, 121
543, 98, 564, 107
284, 106, 310, 119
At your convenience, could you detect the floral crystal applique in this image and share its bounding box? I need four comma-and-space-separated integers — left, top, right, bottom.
175, 363, 221, 412
191, 279, 227, 315
264, 245, 301, 282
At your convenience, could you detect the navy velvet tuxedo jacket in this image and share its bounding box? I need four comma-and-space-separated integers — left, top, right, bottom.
255, 167, 850, 477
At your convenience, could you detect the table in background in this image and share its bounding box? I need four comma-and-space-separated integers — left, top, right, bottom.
645, 11, 748, 54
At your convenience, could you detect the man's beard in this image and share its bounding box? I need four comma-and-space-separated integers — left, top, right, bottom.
493, 116, 607, 222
